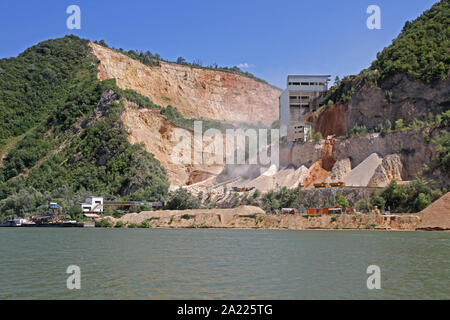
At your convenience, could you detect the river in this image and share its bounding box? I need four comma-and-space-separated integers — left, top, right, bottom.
0, 228, 448, 299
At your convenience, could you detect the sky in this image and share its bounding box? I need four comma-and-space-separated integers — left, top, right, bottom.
0, 0, 439, 88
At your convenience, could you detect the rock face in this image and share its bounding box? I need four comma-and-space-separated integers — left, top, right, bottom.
121, 103, 223, 188
313, 103, 347, 137
368, 154, 403, 187
325, 158, 351, 183
280, 129, 436, 187
314, 74, 450, 135
90, 42, 281, 124
333, 130, 434, 181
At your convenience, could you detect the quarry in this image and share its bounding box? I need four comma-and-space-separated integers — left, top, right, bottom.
85, 39, 448, 231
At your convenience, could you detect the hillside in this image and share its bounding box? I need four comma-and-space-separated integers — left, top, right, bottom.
314, 0, 449, 135
0, 35, 283, 219
90, 42, 281, 124
309, 0, 449, 182
0, 36, 171, 219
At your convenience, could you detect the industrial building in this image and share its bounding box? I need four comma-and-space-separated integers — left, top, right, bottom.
279, 75, 330, 142
81, 197, 104, 213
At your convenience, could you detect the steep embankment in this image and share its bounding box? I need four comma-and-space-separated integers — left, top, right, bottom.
90, 42, 281, 124
121, 102, 223, 188
0, 36, 170, 219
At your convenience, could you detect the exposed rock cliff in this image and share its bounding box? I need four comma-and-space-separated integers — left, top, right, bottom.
90, 42, 281, 124
120, 102, 223, 188
367, 154, 403, 187
280, 129, 434, 187
325, 158, 351, 183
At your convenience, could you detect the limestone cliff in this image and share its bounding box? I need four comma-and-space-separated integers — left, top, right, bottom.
120, 102, 223, 188
90, 42, 281, 124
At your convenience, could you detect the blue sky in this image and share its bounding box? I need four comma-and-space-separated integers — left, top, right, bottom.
0, 0, 439, 88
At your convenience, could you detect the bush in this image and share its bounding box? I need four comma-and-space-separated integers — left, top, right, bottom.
313, 132, 323, 142
68, 205, 83, 221
181, 214, 191, 220
374, 179, 437, 213
165, 188, 201, 210
114, 220, 124, 228
140, 220, 150, 228
432, 131, 450, 174
96, 218, 112, 228
128, 222, 137, 228
350, 125, 368, 136
395, 119, 404, 130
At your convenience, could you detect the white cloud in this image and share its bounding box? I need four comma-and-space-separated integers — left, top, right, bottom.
236, 63, 251, 69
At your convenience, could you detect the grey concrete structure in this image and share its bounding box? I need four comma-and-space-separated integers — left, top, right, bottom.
279, 75, 330, 142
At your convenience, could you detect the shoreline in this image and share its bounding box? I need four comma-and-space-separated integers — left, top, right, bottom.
99, 205, 439, 231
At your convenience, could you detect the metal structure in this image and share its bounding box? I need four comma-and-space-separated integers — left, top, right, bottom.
81, 196, 164, 217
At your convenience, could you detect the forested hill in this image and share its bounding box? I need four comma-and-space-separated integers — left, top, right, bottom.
0, 36, 169, 219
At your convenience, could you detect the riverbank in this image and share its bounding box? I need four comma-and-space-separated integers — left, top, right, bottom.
101, 205, 428, 231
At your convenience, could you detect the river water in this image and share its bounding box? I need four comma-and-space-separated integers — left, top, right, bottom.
0, 228, 448, 299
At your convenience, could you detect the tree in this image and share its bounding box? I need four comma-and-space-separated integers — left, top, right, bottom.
176, 56, 186, 64
335, 193, 349, 208
68, 205, 83, 221
165, 188, 201, 210
313, 132, 323, 142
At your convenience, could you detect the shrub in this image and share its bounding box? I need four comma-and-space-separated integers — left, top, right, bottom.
128, 222, 137, 228
114, 220, 124, 228
313, 132, 323, 142
395, 119, 404, 130
165, 188, 201, 210
96, 218, 112, 228
140, 220, 150, 228
350, 125, 368, 136
181, 214, 191, 220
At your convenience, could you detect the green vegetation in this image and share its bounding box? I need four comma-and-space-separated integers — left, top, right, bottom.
128, 222, 137, 228
180, 214, 192, 220
165, 188, 201, 210
114, 221, 124, 228
262, 187, 303, 213
369, 179, 445, 213
96, 218, 112, 228
432, 131, 450, 174
0, 36, 169, 221
159, 105, 266, 133
335, 193, 349, 208
370, 1, 450, 82
140, 220, 150, 228
313, 132, 323, 142
321, 1, 449, 114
